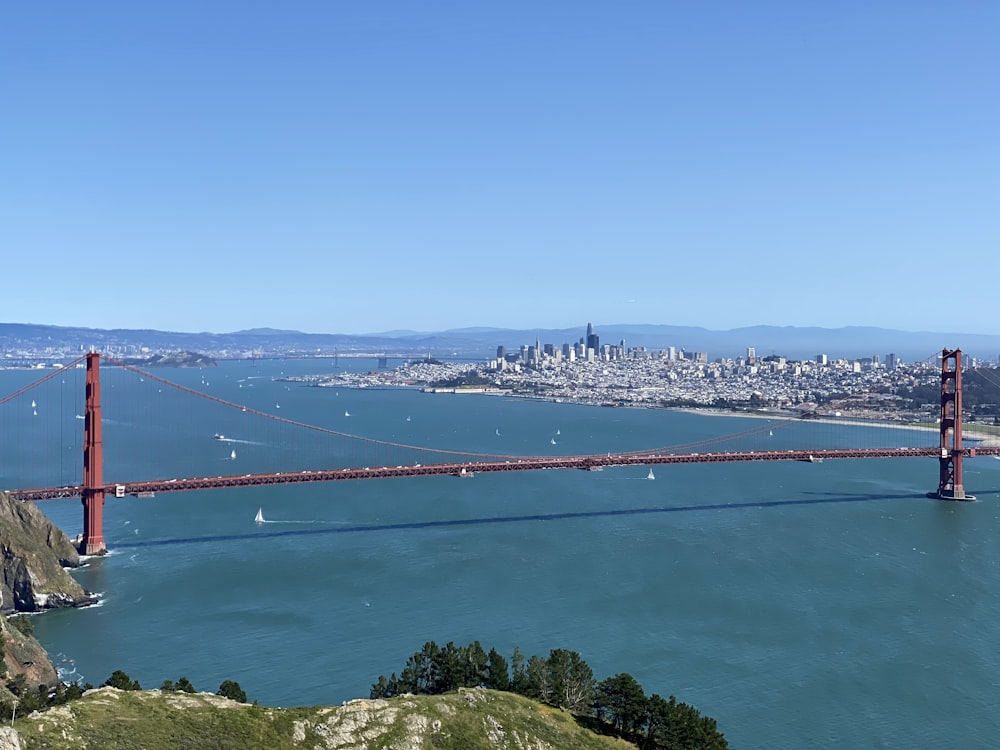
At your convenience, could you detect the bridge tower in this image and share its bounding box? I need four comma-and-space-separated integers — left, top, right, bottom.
933, 348, 974, 501
81, 352, 107, 554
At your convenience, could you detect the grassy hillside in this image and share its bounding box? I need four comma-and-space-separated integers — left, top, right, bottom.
12, 686, 637, 750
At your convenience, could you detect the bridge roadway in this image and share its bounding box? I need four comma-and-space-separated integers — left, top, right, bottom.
9, 445, 1000, 502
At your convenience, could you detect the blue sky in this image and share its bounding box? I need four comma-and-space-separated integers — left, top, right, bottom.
3, 2, 997, 335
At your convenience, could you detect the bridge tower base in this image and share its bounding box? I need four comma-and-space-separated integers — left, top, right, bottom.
81, 352, 107, 555
929, 348, 976, 502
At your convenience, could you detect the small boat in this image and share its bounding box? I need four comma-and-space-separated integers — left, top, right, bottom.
768, 430, 773, 437
550, 438, 557, 445
254, 508, 264, 523
647, 468, 655, 480
230, 449, 237, 460
803, 454, 823, 464
406, 416, 411, 422
345, 410, 351, 417
32, 409, 37, 416
556, 429, 561, 435
31, 400, 36, 408
496, 428, 501, 436
214, 433, 225, 440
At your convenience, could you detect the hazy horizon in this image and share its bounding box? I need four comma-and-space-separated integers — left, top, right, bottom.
4, 4, 997, 335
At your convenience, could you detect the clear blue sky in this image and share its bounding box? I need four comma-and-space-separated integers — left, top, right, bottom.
3, 2, 997, 335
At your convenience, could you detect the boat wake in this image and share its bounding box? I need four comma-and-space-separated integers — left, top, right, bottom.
254, 508, 348, 526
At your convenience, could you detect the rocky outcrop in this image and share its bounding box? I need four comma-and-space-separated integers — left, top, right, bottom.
10, 687, 635, 750
0, 493, 93, 613
0, 615, 59, 692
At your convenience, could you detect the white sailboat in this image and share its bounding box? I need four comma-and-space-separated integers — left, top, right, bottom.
31, 400, 36, 408
345, 410, 351, 417
230, 449, 237, 460
254, 508, 264, 523
647, 468, 655, 480
550, 438, 557, 445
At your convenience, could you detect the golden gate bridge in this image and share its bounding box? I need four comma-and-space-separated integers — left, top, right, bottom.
1, 349, 996, 556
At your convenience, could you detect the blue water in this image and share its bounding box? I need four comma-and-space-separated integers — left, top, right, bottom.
6, 360, 999, 748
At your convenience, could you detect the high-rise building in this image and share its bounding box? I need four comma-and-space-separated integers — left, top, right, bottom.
747, 347, 756, 365
497, 345, 506, 360
586, 322, 599, 355
817, 354, 828, 366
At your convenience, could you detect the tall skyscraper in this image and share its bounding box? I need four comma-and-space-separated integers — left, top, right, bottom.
747, 347, 756, 365
586, 322, 599, 355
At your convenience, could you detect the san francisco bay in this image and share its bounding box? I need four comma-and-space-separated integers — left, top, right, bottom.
10, 359, 1000, 748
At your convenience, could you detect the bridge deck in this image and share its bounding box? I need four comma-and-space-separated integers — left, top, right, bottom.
10, 446, 999, 502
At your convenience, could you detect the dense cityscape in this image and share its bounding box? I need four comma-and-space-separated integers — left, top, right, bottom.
289, 323, 1000, 426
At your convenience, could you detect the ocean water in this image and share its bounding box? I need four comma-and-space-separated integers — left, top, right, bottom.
7, 359, 999, 749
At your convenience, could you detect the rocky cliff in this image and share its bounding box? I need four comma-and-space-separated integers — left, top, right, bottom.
0, 493, 93, 613
0, 615, 59, 695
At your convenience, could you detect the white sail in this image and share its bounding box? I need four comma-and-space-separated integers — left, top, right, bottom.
254, 508, 264, 523
230, 449, 237, 460
647, 468, 655, 480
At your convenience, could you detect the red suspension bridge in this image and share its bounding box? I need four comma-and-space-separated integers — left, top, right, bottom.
1, 349, 996, 556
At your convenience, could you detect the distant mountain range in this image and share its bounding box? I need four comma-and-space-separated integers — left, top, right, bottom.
2, 322, 998, 363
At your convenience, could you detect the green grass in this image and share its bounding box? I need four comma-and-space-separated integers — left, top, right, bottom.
13, 687, 637, 750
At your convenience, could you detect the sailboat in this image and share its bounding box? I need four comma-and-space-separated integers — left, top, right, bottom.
769, 430, 773, 437
647, 468, 655, 480
230, 449, 237, 460
345, 410, 351, 417
550, 438, 557, 445
496, 428, 501, 436
254, 508, 264, 523
31, 400, 36, 408
556, 429, 561, 435
406, 416, 411, 422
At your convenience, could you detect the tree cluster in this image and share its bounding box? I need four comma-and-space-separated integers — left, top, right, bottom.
0, 668, 249, 722
369, 641, 726, 750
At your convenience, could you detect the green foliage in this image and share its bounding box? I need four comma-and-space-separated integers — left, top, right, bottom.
644, 693, 728, 750
485, 648, 510, 691
545, 648, 594, 712
370, 640, 726, 749
160, 679, 175, 692
217, 679, 247, 703
175, 676, 196, 693
9, 615, 34, 637
595, 673, 647, 738
103, 669, 141, 691
13, 687, 634, 750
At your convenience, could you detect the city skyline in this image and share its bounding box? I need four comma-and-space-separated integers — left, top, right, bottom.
3, 3, 997, 335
